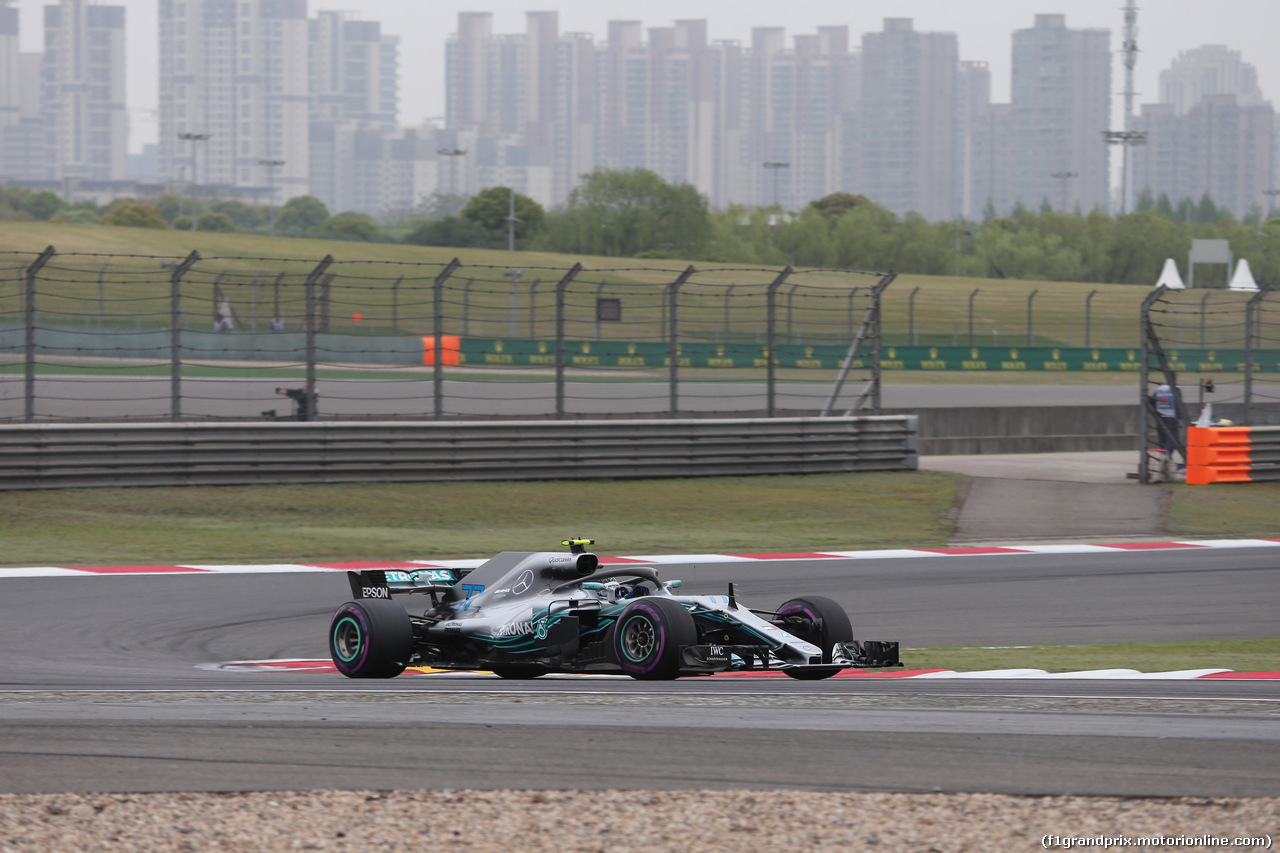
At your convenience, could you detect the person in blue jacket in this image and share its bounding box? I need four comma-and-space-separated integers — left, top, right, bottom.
1152, 376, 1182, 469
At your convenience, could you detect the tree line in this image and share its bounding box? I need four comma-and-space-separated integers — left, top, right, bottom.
5, 172, 1278, 285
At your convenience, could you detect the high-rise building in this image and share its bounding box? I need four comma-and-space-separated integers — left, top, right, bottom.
858, 19, 958, 220
1133, 95, 1273, 219
745, 26, 856, 208
0, 1, 17, 133
1006, 14, 1110, 213
42, 0, 128, 182
308, 10, 401, 212
1133, 46, 1274, 219
957, 60, 991, 218
158, 0, 310, 203
1160, 45, 1265, 115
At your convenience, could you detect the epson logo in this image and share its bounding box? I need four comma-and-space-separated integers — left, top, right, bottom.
362, 586, 389, 599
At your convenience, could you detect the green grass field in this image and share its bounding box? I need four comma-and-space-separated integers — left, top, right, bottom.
0, 472, 963, 567
0, 221, 1192, 350
903, 638, 1279, 673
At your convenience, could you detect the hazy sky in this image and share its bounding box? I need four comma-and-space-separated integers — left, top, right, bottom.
13, 0, 1280, 153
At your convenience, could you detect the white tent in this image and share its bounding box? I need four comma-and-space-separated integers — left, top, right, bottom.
1228, 258, 1260, 292
1155, 258, 1186, 290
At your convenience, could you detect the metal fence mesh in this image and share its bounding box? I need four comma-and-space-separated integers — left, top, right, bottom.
0, 249, 891, 423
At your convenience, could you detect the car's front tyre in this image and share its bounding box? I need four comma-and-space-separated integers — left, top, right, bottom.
611, 598, 696, 680
329, 599, 413, 678
776, 595, 853, 681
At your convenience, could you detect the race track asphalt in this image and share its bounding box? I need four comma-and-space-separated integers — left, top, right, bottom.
0, 376, 1153, 420
1, 549, 1277, 797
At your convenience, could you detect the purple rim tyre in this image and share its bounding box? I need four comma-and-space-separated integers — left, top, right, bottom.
329, 599, 413, 679
611, 598, 696, 680
776, 596, 853, 681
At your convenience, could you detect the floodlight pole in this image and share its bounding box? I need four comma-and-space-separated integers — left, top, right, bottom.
178, 132, 211, 231
762, 161, 790, 208
1051, 171, 1078, 211
1102, 131, 1147, 215
259, 159, 285, 236
437, 148, 467, 197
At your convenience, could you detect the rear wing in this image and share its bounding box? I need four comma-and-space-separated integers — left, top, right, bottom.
346, 567, 467, 601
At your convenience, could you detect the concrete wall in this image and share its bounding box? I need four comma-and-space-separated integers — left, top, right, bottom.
884, 405, 1138, 455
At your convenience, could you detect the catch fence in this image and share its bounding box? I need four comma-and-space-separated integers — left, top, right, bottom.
1138, 285, 1280, 483
0, 248, 892, 423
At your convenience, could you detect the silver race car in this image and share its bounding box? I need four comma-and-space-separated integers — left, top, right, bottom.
329, 539, 900, 680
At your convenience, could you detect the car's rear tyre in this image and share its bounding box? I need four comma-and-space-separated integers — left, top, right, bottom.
612, 598, 696, 680
776, 595, 853, 681
490, 665, 547, 679
329, 599, 413, 678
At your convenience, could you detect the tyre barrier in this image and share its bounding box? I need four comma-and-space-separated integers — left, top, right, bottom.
1186, 425, 1280, 484
0, 415, 918, 490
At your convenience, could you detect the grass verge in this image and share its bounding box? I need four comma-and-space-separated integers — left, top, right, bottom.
0, 471, 961, 567
1166, 482, 1280, 537
899, 638, 1280, 674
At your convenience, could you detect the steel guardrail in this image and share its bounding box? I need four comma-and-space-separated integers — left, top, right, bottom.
0, 416, 918, 490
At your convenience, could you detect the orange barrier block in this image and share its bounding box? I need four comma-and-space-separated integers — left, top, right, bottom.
1187, 445, 1252, 466
1186, 465, 1252, 485
1187, 426, 1252, 447
423, 335, 461, 366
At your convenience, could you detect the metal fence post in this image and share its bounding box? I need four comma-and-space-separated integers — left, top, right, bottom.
1243, 287, 1270, 426
433, 259, 461, 420
250, 270, 261, 333
272, 273, 283, 324
870, 273, 894, 414
968, 288, 979, 347
1200, 290, 1211, 348
391, 275, 402, 334
461, 278, 473, 337
168, 251, 200, 422
765, 266, 793, 418
554, 263, 583, 419
722, 284, 736, 342
595, 281, 606, 340
824, 272, 896, 417
908, 286, 920, 345
1138, 285, 1167, 484
1026, 288, 1039, 346
97, 262, 107, 330
22, 246, 55, 424
529, 279, 541, 338
667, 266, 696, 415
786, 283, 799, 343
1085, 289, 1098, 348
304, 255, 334, 421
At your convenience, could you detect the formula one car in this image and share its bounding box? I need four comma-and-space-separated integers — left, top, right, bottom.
328, 539, 900, 680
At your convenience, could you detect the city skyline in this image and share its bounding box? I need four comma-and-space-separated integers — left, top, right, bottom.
6, 0, 1280, 155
